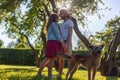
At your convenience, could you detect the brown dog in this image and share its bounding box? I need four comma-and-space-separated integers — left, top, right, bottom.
57, 45, 104, 80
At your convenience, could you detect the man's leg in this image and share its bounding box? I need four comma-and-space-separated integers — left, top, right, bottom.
66, 42, 72, 67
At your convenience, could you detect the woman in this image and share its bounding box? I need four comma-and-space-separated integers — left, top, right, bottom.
36, 13, 65, 78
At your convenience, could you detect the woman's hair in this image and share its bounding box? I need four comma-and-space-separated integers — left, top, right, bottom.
46, 13, 58, 31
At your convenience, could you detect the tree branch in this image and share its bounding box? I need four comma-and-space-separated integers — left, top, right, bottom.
49, 0, 58, 13
42, 3, 50, 16
49, 0, 56, 9
105, 27, 120, 75
107, 27, 120, 61
21, 33, 39, 67
71, 17, 91, 50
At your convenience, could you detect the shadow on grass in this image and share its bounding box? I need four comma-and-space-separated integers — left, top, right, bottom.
3, 75, 119, 80
68, 78, 79, 80
32, 75, 80, 80
106, 76, 119, 80
7, 76, 32, 80
0, 66, 62, 80
0, 67, 48, 73
0, 68, 37, 76
3, 68, 35, 72
32, 75, 62, 80
3, 75, 56, 80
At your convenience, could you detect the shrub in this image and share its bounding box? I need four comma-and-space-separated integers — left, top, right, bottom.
0, 48, 39, 66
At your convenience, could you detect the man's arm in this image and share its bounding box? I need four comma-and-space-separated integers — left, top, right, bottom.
66, 27, 73, 45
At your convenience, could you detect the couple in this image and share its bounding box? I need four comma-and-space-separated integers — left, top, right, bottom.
36, 9, 74, 78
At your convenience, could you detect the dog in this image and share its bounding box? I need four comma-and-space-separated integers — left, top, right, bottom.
57, 45, 104, 80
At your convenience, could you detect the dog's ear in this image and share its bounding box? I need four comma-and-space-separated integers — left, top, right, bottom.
88, 45, 93, 50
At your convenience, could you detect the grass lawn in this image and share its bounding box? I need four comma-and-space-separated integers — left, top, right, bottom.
0, 64, 120, 80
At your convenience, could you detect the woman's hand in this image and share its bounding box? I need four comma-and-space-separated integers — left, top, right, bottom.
61, 42, 67, 53
63, 44, 67, 53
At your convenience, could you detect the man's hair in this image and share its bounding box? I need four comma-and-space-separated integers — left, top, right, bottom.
60, 9, 71, 19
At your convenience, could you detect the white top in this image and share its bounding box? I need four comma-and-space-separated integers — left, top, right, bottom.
60, 19, 74, 40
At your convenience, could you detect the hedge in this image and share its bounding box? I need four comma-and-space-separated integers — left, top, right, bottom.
0, 48, 39, 66
0, 48, 120, 66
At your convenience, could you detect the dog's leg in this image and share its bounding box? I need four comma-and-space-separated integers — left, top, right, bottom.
66, 59, 76, 80
88, 65, 92, 80
92, 66, 97, 80
69, 63, 79, 79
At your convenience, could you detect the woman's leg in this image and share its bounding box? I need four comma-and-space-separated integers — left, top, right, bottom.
59, 58, 64, 76
48, 58, 54, 77
37, 58, 50, 75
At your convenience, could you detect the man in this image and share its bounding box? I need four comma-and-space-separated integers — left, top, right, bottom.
59, 9, 74, 55
58, 9, 74, 76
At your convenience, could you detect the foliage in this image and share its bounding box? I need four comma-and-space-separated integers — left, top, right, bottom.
90, 16, 120, 68
115, 51, 120, 66
0, 65, 120, 80
7, 41, 16, 48
0, 39, 4, 47
90, 16, 120, 51
0, 48, 39, 66
75, 40, 87, 50
0, 0, 47, 48
15, 42, 28, 48
101, 51, 120, 66
0, 49, 87, 66
0, 0, 104, 47
0, 48, 120, 66
56, 0, 104, 26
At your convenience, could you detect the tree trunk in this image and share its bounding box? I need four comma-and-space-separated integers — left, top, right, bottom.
71, 17, 91, 50
107, 27, 120, 75
39, 28, 46, 63
23, 34, 40, 67
38, 3, 49, 63
100, 27, 120, 76
49, 0, 58, 13
107, 28, 120, 61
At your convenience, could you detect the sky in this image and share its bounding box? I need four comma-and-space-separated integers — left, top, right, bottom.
87, 0, 120, 34
0, 0, 120, 48
72, 0, 120, 49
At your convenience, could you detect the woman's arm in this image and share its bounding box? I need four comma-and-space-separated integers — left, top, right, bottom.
52, 22, 63, 42
52, 22, 67, 51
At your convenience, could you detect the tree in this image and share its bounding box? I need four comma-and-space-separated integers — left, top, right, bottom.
106, 16, 120, 75
0, 0, 104, 67
100, 16, 120, 76
0, 0, 48, 67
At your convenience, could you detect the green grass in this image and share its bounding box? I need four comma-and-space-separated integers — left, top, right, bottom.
0, 65, 120, 80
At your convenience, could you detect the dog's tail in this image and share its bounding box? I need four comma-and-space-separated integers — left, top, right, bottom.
56, 52, 72, 60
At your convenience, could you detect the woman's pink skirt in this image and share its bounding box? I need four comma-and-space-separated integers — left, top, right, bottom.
46, 40, 62, 58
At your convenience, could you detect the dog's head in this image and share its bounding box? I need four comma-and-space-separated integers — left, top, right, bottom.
89, 45, 104, 56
